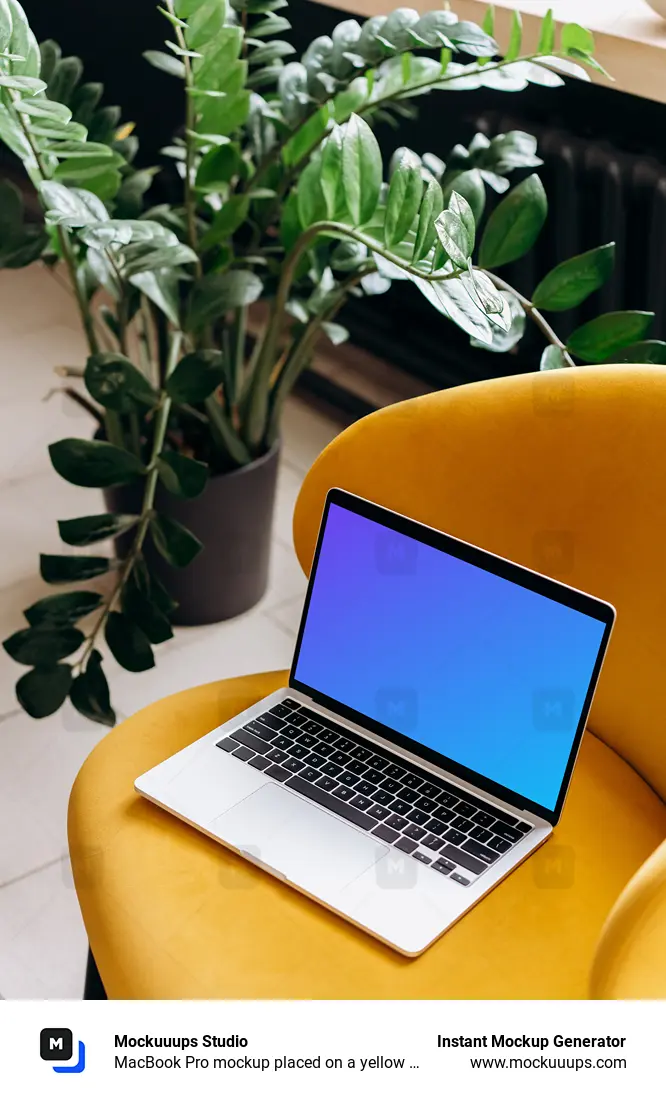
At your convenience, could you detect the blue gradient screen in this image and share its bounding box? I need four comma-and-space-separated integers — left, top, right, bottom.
293, 503, 607, 811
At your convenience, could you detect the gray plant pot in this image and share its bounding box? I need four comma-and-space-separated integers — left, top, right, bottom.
105, 442, 280, 626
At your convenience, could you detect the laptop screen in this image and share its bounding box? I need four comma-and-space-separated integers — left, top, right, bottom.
292, 497, 611, 816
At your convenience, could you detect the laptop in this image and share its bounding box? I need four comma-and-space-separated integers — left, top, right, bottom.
136, 488, 615, 956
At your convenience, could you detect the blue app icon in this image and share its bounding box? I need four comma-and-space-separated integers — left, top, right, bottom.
40, 1029, 86, 1074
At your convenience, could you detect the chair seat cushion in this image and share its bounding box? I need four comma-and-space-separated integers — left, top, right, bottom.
69, 673, 666, 999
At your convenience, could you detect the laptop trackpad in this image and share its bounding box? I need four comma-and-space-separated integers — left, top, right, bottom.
210, 782, 387, 896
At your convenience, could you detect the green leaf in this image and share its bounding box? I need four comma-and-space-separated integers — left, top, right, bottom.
195, 143, 243, 191
4, 625, 84, 666
105, 611, 154, 673
540, 345, 567, 370
416, 275, 493, 345
150, 514, 202, 567
531, 242, 615, 311
25, 590, 102, 627
58, 513, 139, 547
297, 156, 327, 228
413, 177, 443, 263
84, 352, 158, 412
40, 181, 108, 227
49, 438, 146, 488
166, 349, 225, 403
505, 11, 522, 61
278, 60, 309, 126
567, 311, 654, 363
282, 102, 331, 167
121, 573, 173, 645
0, 72, 45, 92
144, 50, 186, 80
603, 340, 666, 365
384, 153, 423, 248
188, 270, 263, 330
15, 96, 72, 123
470, 290, 525, 352
537, 9, 555, 54
321, 321, 349, 346
40, 554, 110, 584
482, 6, 494, 37
478, 174, 547, 268
200, 195, 249, 250
341, 113, 382, 226
320, 126, 345, 218
129, 269, 182, 328
561, 23, 595, 56
434, 192, 475, 268
248, 39, 295, 65
16, 664, 73, 719
157, 451, 208, 499
69, 650, 116, 727
187, 0, 227, 50
441, 168, 486, 225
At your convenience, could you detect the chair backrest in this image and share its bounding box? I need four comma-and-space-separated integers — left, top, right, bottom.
293, 365, 666, 802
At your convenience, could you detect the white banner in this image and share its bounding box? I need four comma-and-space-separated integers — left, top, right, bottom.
1, 999, 661, 1099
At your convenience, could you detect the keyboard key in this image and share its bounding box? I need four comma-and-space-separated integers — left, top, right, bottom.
368, 804, 390, 821
372, 823, 399, 843
472, 811, 494, 829
269, 703, 292, 719
439, 844, 485, 875
386, 814, 408, 830
437, 791, 458, 808
364, 769, 385, 786
330, 751, 351, 767
350, 794, 372, 811
380, 777, 402, 794
289, 743, 310, 760
286, 775, 375, 831
397, 786, 420, 804
347, 760, 367, 776
284, 758, 305, 773
488, 835, 511, 854
296, 732, 318, 747
316, 775, 338, 792
249, 756, 270, 771
305, 753, 326, 768
232, 727, 272, 753
455, 801, 476, 818
267, 747, 288, 763
420, 782, 442, 799
422, 834, 444, 852
334, 786, 354, 801
335, 738, 354, 753
321, 761, 342, 777
300, 767, 321, 784
413, 851, 432, 864
257, 712, 285, 732
415, 796, 438, 814
432, 805, 456, 824
395, 836, 418, 854
462, 838, 500, 865
217, 737, 237, 752
402, 774, 422, 790
384, 764, 405, 780
389, 799, 412, 816
273, 735, 294, 751
282, 725, 302, 739
404, 823, 426, 842
490, 821, 522, 844
432, 859, 453, 875
516, 821, 533, 834
373, 789, 394, 806
233, 746, 254, 761
313, 741, 336, 758
355, 781, 377, 797
338, 771, 358, 786
367, 756, 387, 770
287, 712, 308, 727
349, 745, 372, 762
302, 720, 323, 735
451, 873, 471, 886
246, 720, 277, 740
281, 697, 299, 709
446, 828, 467, 847
266, 764, 290, 781
407, 808, 429, 826
451, 816, 475, 832
426, 818, 449, 836
318, 728, 338, 745
471, 826, 493, 844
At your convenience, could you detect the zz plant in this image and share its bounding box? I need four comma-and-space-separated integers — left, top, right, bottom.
0, 0, 660, 726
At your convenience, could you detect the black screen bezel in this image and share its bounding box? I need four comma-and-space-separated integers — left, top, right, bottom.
289, 488, 615, 826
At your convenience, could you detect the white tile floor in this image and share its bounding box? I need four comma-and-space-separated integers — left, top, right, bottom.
0, 265, 343, 998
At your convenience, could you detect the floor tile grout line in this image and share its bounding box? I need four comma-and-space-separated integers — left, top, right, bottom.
0, 854, 66, 892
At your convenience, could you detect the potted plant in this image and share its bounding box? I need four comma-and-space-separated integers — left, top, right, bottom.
0, 1, 661, 725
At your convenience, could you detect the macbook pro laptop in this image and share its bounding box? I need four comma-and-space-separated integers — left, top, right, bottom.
136, 489, 615, 956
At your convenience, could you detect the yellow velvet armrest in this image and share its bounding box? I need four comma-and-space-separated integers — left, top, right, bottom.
590, 836, 666, 999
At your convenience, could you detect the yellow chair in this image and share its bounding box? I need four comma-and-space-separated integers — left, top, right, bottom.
69, 365, 666, 999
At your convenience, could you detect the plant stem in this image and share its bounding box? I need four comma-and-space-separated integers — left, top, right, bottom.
484, 271, 576, 366
166, 0, 202, 276
76, 332, 183, 672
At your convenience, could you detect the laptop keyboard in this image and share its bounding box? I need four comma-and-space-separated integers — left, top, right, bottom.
217, 699, 533, 887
